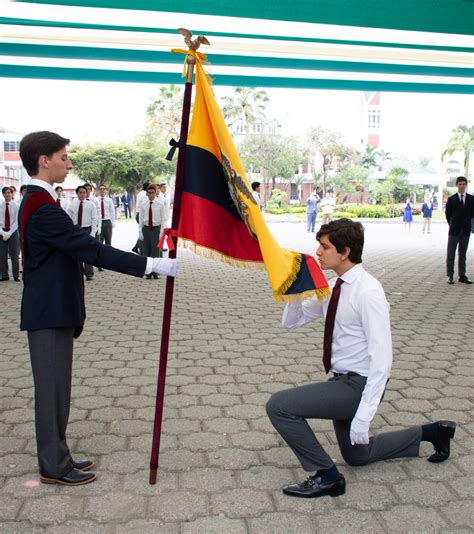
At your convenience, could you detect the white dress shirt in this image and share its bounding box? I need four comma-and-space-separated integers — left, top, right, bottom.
282, 263, 392, 424
139, 198, 165, 228
158, 192, 171, 224
0, 199, 19, 239
252, 191, 261, 206
136, 190, 147, 215
97, 196, 116, 225
67, 199, 98, 236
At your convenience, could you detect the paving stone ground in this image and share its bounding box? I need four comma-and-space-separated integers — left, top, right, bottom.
1, 218, 473, 533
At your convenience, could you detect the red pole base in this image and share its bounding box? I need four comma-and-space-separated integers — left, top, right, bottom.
149, 467, 158, 485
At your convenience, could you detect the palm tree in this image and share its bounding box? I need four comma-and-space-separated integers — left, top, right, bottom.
221, 88, 269, 133
146, 85, 184, 141
442, 125, 474, 179
361, 145, 381, 169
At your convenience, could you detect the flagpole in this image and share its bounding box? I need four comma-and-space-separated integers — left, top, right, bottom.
149, 52, 196, 485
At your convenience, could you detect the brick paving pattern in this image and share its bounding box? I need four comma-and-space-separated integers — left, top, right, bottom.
1, 219, 473, 533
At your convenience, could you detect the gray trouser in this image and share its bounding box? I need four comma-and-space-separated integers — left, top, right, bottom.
141, 225, 161, 258
0, 230, 20, 279
266, 373, 421, 471
100, 220, 113, 246
28, 328, 75, 477
446, 233, 470, 278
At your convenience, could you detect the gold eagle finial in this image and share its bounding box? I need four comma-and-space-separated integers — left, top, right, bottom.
178, 28, 210, 51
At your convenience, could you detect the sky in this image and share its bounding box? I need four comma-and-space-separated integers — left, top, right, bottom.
1, 77, 473, 167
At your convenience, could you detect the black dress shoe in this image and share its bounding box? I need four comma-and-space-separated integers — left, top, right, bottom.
447, 276, 454, 285
40, 467, 96, 486
0, 277, 10, 281
282, 474, 345, 498
14, 277, 20, 282
428, 420, 456, 463
86, 276, 94, 281
458, 277, 473, 284
72, 459, 95, 471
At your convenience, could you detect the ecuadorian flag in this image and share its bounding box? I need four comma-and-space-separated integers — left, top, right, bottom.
177, 53, 329, 303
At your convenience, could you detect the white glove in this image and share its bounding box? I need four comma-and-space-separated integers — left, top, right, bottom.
151, 257, 179, 277
350, 416, 370, 445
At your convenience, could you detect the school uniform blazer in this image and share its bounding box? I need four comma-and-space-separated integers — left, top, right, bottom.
20, 185, 147, 333
445, 192, 474, 237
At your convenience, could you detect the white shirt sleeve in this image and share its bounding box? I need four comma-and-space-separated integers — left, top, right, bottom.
90, 201, 98, 236
353, 288, 393, 423
109, 198, 116, 226
282, 298, 324, 329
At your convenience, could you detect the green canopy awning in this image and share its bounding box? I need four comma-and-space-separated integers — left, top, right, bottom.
1, 1, 473, 93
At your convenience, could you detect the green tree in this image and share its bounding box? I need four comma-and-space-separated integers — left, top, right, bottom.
146, 85, 184, 142
221, 88, 270, 133
70, 144, 173, 197
331, 165, 369, 197
374, 166, 411, 204
306, 126, 351, 194
442, 125, 474, 179
361, 145, 381, 169
239, 134, 300, 204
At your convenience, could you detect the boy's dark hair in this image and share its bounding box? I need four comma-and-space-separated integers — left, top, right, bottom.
20, 184, 27, 193
84, 183, 92, 189
456, 176, 467, 185
2, 186, 13, 195
142, 181, 150, 191
160, 182, 167, 187
251, 181, 261, 191
316, 218, 364, 264
147, 184, 157, 192
19, 131, 70, 176
55, 186, 63, 192
76, 185, 87, 194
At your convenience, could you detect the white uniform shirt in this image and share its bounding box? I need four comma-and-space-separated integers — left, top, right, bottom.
67, 199, 98, 236
136, 190, 147, 216
282, 263, 392, 424
97, 196, 116, 225
0, 199, 19, 239
158, 192, 171, 225
320, 196, 335, 214
139, 198, 165, 228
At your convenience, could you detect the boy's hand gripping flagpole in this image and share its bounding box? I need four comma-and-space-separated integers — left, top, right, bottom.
149, 35, 206, 484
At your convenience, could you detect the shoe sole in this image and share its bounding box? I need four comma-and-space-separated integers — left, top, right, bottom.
40, 474, 96, 486
283, 486, 346, 498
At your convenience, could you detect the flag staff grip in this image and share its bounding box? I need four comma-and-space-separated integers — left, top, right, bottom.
149, 52, 196, 485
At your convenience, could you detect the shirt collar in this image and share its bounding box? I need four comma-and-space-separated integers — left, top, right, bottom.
339, 263, 364, 285
29, 179, 57, 200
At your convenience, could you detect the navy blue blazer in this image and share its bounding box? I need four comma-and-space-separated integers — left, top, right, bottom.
445, 192, 474, 237
20, 186, 147, 334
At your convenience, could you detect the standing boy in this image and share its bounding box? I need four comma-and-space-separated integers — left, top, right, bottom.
19, 131, 178, 486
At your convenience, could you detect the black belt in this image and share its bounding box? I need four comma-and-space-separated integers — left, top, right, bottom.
333, 372, 361, 378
